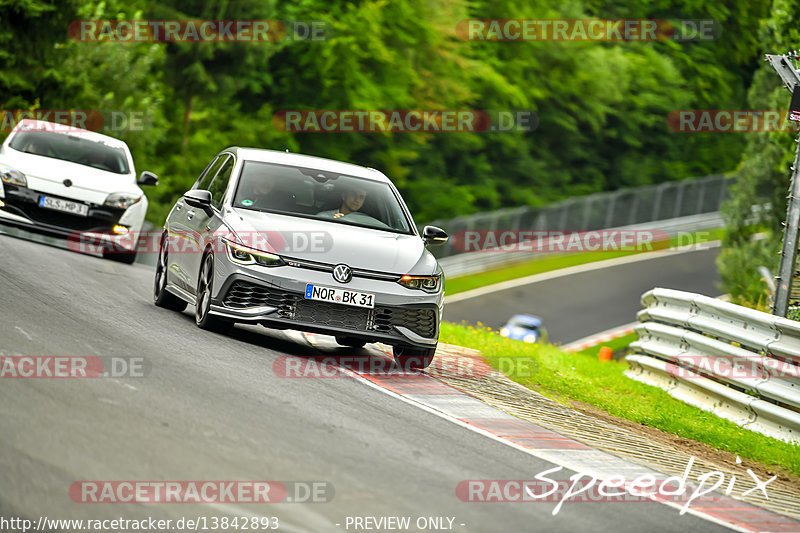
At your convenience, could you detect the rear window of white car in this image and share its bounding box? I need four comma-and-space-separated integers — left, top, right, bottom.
9, 130, 130, 174
232, 161, 414, 234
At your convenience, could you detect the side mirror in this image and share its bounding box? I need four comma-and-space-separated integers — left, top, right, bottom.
183, 189, 214, 216
423, 225, 448, 246
137, 170, 158, 186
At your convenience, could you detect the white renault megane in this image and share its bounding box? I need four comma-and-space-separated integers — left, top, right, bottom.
0, 119, 158, 263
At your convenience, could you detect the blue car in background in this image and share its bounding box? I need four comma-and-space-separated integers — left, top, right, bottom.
499, 314, 548, 343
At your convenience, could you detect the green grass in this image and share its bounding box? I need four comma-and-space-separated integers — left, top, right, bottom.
439, 322, 800, 476
446, 229, 726, 295
576, 332, 638, 358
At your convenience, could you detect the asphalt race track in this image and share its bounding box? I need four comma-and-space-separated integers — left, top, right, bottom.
443, 246, 722, 344
0, 232, 736, 532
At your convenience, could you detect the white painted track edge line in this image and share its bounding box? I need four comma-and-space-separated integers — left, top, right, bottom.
332, 360, 753, 533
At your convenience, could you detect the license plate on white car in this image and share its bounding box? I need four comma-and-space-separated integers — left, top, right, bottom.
39, 195, 89, 217
304, 284, 375, 308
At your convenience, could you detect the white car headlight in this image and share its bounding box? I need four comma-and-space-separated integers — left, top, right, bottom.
523, 333, 538, 343
104, 193, 142, 209
222, 238, 284, 267
0, 164, 27, 187
398, 274, 442, 293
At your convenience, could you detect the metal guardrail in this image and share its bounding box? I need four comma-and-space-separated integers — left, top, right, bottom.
424, 173, 733, 260
438, 211, 724, 278
626, 288, 800, 443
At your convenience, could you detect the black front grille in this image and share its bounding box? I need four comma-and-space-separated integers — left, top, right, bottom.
374, 305, 437, 338
12, 204, 111, 231
222, 281, 298, 317
294, 300, 369, 330
221, 281, 437, 338
2, 186, 122, 232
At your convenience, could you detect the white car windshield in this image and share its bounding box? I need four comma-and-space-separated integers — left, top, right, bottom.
232, 161, 414, 234
9, 130, 130, 174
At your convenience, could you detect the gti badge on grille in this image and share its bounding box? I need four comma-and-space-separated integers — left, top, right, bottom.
332, 263, 352, 283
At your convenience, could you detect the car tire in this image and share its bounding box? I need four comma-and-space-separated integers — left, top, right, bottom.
154, 234, 187, 312
335, 336, 366, 348
393, 344, 437, 370
195, 252, 229, 331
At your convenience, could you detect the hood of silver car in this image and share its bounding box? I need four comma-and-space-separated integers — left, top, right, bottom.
225, 207, 436, 274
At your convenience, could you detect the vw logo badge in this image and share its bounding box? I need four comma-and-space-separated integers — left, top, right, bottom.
63, 179, 73, 187
332, 263, 352, 283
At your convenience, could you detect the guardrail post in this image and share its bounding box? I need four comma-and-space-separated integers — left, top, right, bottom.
652, 184, 665, 221
695, 179, 706, 215
773, 135, 800, 317
766, 54, 800, 317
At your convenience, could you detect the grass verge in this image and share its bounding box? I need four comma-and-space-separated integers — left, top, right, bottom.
576, 332, 638, 359
439, 321, 800, 476
445, 229, 725, 295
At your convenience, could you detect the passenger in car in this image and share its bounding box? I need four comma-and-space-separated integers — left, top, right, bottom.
24, 139, 47, 156
238, 175, 295, 211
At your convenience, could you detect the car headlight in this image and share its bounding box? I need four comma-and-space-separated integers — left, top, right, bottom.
523, 333, 537, 343
398, 274, 442, 293
222, 238, 284, 267
104, 193, 142, 209
500, 327, 510, 337
0, 164, 27, 187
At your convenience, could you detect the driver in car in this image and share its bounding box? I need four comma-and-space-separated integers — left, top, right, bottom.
318, 186, 368, 219
82, 150, 111, 170
317, 185, 390, 229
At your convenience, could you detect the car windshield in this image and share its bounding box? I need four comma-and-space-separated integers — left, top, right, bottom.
508, 317, 541, 331
232, 160, 413, 234
9, 129, 130, 174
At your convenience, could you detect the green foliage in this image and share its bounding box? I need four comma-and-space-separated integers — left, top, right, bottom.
717, 236, 777, 307
0, 0, 771, 228
717, 0, 800, 306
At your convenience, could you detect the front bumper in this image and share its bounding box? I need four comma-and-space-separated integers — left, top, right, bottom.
208, 270, 441, 348
0, 182, 134, 249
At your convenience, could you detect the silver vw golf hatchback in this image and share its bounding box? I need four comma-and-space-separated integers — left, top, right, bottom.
155, 148, 448, 368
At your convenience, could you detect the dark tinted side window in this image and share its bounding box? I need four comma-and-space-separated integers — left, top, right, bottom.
195, 155, 227, 191
208, 156, 235, 209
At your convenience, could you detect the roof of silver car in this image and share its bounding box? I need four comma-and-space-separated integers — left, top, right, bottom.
230, 147, 392, 183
